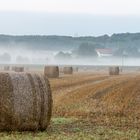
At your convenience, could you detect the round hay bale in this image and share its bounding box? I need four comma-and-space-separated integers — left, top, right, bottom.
4, 66, 10, 71
63, 67, 73, 74
44, 66, 59, 78
109, 66, 119, 75
0, 72, 52, 131
14, 67, 24, 72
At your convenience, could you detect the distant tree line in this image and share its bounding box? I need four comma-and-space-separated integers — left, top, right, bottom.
0, 33, 140, 57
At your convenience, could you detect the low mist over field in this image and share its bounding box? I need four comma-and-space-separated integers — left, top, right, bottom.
0, 49, 140, 66
0, 33, 140, 66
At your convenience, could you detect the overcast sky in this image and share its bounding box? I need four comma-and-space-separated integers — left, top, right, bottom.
0, 0, 140, 36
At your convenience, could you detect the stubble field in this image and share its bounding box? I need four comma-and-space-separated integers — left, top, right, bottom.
0, 70, 140, 140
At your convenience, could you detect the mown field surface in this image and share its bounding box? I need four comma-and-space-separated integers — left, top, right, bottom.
0, 71, 140, 140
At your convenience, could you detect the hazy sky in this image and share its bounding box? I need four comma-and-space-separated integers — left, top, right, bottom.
0, 0, 140, 36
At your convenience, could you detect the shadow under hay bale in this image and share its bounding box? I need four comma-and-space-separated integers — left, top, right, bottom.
44, 66, 59, 78
63, 67, 73, 74
14, 67, 24, 72
0, 72, 52, 131
109, 66, 120, 75
4, 66, 10, 71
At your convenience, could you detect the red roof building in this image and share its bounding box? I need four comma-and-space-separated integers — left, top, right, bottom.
96, 48, 113, 57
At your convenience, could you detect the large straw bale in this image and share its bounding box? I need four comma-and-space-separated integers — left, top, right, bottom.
63, 67, 73, 74
44, 66, 59, 78
109, 66, 119, 75
0, 72, 52, 131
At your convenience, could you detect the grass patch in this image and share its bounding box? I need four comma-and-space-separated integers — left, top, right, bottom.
52, 117, 77, 125
0, 117, 139, 140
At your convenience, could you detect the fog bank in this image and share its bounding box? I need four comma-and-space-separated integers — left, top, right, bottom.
0, 47, 139, 66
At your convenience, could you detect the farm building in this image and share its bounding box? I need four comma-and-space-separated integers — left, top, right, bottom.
96, 48, 113, 57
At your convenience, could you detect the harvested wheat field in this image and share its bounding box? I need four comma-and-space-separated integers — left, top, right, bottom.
0, 71, 140, 139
